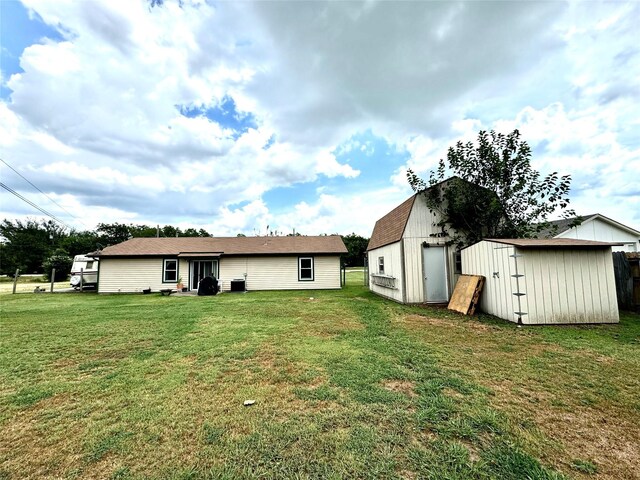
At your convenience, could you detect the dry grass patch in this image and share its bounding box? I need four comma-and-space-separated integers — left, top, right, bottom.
396, 309, 640, 480
381, 379, 417, 398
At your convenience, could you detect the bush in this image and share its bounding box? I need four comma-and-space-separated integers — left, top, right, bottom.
42, 252, 73, 282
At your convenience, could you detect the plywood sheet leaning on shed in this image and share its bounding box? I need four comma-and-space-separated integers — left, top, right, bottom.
448, 275, 485, 315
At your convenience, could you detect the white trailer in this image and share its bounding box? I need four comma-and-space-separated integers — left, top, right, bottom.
69, 254, 99, 290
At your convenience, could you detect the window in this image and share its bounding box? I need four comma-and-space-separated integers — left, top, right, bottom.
163, 259, 178, 282
298, 257, 314, 281
85, 261, 94, 269
454, 250, 462, 274
378, 256, 385, 274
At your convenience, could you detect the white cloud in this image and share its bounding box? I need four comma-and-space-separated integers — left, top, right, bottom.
1, 0, 638, 237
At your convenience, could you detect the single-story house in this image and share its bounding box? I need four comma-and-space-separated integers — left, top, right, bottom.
93, 235, 347, 293
366, 189, 460, 304
539, 213, 640, 252
462, 238, 620, 324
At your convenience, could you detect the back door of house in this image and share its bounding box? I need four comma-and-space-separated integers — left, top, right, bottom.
423, 246, 448, 303
191, 260, 218, 290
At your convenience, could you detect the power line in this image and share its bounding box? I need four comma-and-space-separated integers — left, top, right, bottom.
0, 157, 88, 229
0, 181, 72, 230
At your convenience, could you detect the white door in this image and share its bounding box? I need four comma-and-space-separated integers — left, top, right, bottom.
423, 246, 448, 303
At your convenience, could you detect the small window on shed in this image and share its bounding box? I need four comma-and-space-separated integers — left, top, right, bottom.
299, 257, 314, 281
378, 256, 385, 274
454, 250, 462, 274
163, 259, 178, 282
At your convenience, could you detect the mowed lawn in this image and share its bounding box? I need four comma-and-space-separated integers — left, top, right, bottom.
1, 272, 639, 479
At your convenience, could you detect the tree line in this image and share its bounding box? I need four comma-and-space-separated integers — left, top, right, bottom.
0, 220, 369, 278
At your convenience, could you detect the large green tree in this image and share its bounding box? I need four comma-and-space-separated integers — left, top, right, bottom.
0, 219, 65, 274
341, 233, 369, 267
407, 129, 577, 248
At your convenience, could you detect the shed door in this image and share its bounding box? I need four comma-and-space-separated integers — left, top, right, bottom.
423, 246, 448, 303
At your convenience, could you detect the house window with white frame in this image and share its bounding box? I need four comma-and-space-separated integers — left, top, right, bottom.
298, 257, 314, 281
163, 259, 178, 283
378, 256, 385, 274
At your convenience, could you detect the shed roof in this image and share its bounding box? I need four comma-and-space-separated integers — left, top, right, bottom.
483, 238, 623, 249
95, 235, 347, 257
366, 194, 416, 251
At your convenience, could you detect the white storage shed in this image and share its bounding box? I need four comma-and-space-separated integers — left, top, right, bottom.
462, 238, 620, 325
366, 190, 460, 304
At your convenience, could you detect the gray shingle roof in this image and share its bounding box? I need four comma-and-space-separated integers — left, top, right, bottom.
536, 214, 597, 238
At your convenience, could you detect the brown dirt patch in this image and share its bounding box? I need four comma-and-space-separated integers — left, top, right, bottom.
381, 380, 417, 398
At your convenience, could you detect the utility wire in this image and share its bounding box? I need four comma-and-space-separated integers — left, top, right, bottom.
0, 157, 88, 229
0, 181, 72, 230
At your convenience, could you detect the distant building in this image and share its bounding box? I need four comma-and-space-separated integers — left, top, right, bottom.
539, 214, 639, 252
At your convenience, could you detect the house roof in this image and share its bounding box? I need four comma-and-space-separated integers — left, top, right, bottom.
95, 235, 348, 257
483, 238, 623, 249
538, 213, 640, 238
367, 194, 417, 251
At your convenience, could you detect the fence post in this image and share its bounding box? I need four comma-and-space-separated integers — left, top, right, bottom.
80, 268, 84, 291
50, 268, 56, 293
12, 269, 19, 294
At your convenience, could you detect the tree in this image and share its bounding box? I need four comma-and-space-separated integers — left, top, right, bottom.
60, 230, 101, 257
42, 249, 73, 281
341, 233, 369, 267
407, 129, 577, 248
0, 219, 65, 274
96, 223, 132, 246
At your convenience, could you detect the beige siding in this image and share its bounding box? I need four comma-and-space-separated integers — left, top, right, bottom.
520, 248, 618, 324
368, 242, 404, 302
402, 195, 457, 303
557, 218, 639, 252
218, 255, 341, 291
99, 255, 341, 293
98, 258, 176, 293
462, 241, 517, 322
463, 241, 619, 324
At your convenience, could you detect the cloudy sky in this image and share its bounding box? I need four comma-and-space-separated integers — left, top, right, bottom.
1, 0, 639, 237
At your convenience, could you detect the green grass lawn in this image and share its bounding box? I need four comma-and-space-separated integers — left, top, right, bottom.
1, 272, 638, 479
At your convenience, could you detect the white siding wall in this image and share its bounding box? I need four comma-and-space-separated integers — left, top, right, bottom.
218, 255, 341, 291
99, 255, 341, 293
519, 249, 618, 324
402, 195, 458, 303
99, 258, 171, 293
462, 241, 517, 322
368, 242, 404, 302
557, 218, 639, 252
463, 241, 619, 324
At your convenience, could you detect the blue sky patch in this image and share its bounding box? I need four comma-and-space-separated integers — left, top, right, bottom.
263, 131, 410, 215
0, 1, 64, 99
177, 96, 257, 139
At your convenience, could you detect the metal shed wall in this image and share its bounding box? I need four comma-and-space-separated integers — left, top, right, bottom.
367, 241, 404, 303
402, 195, 458, 303
462, 241, 619, 324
